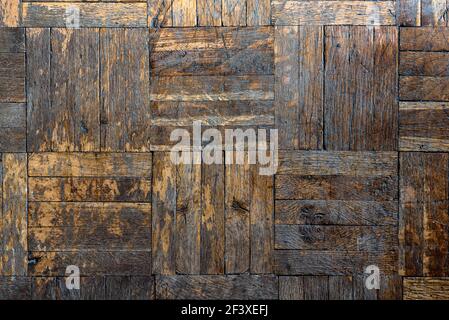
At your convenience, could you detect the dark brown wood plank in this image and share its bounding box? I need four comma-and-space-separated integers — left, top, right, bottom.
304, 276, 329, 300
400, 52, 449, 76
279, 276, 304, 300
274, 250, 398, 275
400, 76, 449, 101
399, 102, 449, 151
329, 276, 353, 300
100, 28, 150, 152
0, 28, 24, 53
400, 27, 449, 51
275, 175, 398, 201
398, 0, 421, 26
105, 276, 154, 300
275, 200, 398, 226
275, 225, 397, 251
32, 277, 105, 300
28, 251, 152, 276
0, 277, 31, 300
156, 275, 278, 299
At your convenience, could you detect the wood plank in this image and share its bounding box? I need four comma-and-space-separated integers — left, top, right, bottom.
373, 26, 398, 150
28, 177, 151, 202
326, 26, 397, 151
400, 152, 449, 276
404, 277, 449, 299
278, 151, 397, 176
352, 274, 377, 300
151, 101, 274, 127
150, 76, 274, 102
0, 0, 20, 27
105, 276, 154, 300
0, 154, 27, 276
250, 165, 273, 273
0, 53, 25, 77
175, 158, 202, 274
0, 127, 26, 152
247, 0, 271, 26
400, 52, 449, 76
28, 202, 151, 227
299, 26, 324, 150
50, 28, 100, 151
151, 27, 273, 52
400, 27, 449, 51
279, 276, 304, 300
148, 0, 173, 28
274, 250, 398, 275
275, 26, 299, 149
275, 175, 398, 201
0, 28, 24, 53
32, 277, 105, 300
0, 277, 31, 299
422, 0, 447, 26
173, 0, 196, 27
152, 152, 176, 275
156, 275, 278, 299
222, 0, 246, 26
201, 161, 225, 274
225, 161, 250, 274
28, 251, 152, 276
398, 0, 421, 26
26, 28, 51, 152
276, 200, 398, 226
304, 276, 328, 300
275, 225, 397, 251
28, 153, 152, 177
272, 1, 396, 26
23, 2, 147, 27
400, 76, 449, 101
399, 102, 449, 151
100, 28, 150, 152
197, 0, 221, 26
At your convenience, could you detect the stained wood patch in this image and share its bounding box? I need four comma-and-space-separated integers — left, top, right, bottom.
0, 0, 21, 27
404, 278, 449, 299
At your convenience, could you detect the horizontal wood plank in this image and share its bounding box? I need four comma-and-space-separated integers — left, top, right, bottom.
400, 76, 449, 101
400, 27, 449, 51
400, 52, 449, 76
404, 278, 449, 299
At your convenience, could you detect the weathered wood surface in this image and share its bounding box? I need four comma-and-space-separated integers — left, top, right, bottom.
0, 0, 21, 27
404, 278, 449, 300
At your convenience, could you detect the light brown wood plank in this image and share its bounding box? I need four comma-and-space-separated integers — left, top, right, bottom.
0, 0, 20, 27
400, 76, 449, 101
400, 27, 449, 51
222, 0, 246, 26
173, 0, 196, 27
404, 278, 449, 299
247, 0, 271, 26
197, 0, 221, 26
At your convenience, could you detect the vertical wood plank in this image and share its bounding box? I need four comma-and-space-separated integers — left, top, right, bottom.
304, 276, 329, 300
100, 28, 150, 152
173, 0, 197, 27
0, 0, 20, 27
51, 28, 100, 151
176, 158, 202, 274
422, 0, 447, 26
250, 165, 273, 273
298, 26, 323, 150
329, 276, 353, 300
26, 28, 51, 152
275, 26, 299, 150
198, 0, 222, 26
201, 161, 225, 274
225, 160, 250, 274
0, 153, 27, 276
247, 0, 270, 26
152, 153, 176, 275
222, 0, 246, 26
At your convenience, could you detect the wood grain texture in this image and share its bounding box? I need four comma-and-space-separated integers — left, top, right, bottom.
398, 0, 421, 26
247, 0, 271, 26
404, 277, 449, 299
148, 0, 173, 28
0, 103, 26, 152
400, 153, 449, 276
400, 52, 449, 76
400, 102, 449, 151
156, 275, 278, 299
222, 0, 246, 26
0, 154, 27, 276
100, 28, 151, 152
32, 277, 105, 300
0, 0, 20, 27
421, 0, 447, 26
198, 0, 221, 26
173, 0, 196, 27
400, 27, 449, 51
272, 1, 396, 26
400, 76, 449, 101
0, 28, 24, 53
23, 2, 147, 27
0, 277, 31, 299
